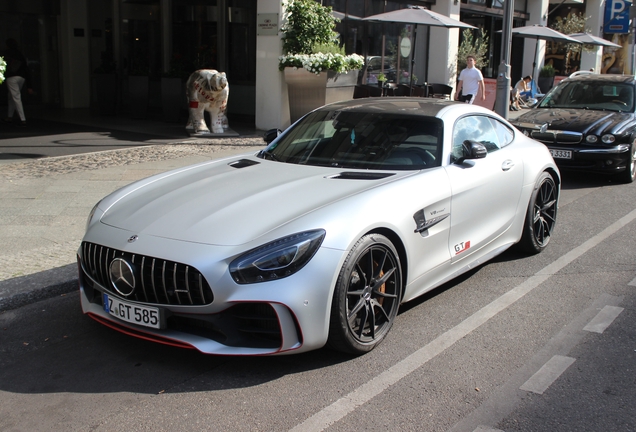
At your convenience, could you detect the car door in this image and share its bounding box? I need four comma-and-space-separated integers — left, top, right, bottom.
444, 114, 524, 262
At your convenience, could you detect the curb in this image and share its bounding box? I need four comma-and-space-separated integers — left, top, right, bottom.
0, 264, 78, 312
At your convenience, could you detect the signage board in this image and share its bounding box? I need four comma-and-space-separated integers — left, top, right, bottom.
258, 13, 279, 36
604, 0, 632, 34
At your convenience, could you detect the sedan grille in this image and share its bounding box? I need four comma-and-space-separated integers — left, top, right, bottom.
531, 130, 582, 145
80, 241, 214, 306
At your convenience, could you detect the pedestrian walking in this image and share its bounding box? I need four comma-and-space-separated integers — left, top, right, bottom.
455, 55, 486, 104
3, 38, 33, 127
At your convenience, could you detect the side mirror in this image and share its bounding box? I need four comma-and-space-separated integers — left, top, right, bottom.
263, 128, 282, 144
455, 140, 487, 164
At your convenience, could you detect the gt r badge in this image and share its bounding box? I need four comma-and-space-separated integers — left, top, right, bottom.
454, 241, 471, 255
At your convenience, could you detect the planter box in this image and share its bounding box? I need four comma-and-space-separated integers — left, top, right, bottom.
538, 76, 554, 94
161, 77, 185, 123
284, 68, 359, 123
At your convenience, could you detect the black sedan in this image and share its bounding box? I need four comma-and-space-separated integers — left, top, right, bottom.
512, 74, 636, 183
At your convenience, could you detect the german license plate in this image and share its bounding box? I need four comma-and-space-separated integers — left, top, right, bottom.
103, 293, 161, 329
550, 149, 572, 159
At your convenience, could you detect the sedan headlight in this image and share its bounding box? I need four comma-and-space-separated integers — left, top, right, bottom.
586, 135, 598, 144
230, 229, 326, 284
601, 134, 616, 144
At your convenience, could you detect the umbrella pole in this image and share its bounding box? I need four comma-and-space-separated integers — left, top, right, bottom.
409, 25, 417, 96
532, 37, 539, 84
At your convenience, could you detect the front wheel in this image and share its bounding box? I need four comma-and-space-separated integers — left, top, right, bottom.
617, 143, 636, 184
519, 172, 558, 254
328, 234, 402, 354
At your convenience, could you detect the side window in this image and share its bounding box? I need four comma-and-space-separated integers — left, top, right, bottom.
489, 117, 514, 148
452, 115, 501, 161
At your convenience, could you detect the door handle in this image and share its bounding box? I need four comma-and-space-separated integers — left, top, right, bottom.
502, 160, 515, 171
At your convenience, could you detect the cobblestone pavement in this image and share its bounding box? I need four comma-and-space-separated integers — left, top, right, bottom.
0, 139, 264, 282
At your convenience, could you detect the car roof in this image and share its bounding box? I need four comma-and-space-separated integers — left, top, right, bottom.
562, 74, 636, 85
315, 97, 495, 118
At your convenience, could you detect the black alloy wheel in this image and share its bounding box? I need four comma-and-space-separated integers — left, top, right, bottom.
328, 234, 402, 354
520, 172, 558, 254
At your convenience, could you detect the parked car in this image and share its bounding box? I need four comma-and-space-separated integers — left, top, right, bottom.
511, 74, 636, 183
79, 98, 560, 356
366, 55, 397, 83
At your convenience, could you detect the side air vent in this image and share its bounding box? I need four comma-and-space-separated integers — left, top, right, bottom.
229, 159, 260, 169
328, 172, 395, 180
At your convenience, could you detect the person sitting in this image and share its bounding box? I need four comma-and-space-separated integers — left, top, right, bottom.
515, 76, 533, 106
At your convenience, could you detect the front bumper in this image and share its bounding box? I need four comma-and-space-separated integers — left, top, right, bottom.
77, 234, 345, 356
546, 143, 631, 174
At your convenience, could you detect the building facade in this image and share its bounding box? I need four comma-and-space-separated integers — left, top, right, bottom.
0, 0, 611, 130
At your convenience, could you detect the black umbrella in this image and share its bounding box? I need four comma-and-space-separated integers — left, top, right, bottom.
507, 25, 581, 82
363, 6, 475, 94
568, 32, 621, 48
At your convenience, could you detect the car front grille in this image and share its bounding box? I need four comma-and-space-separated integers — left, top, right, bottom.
80, 241, 214, 306
531, 130, 582, 145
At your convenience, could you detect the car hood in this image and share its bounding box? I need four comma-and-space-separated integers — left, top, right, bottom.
514, 108, 634, 135
100, 157, 410, 246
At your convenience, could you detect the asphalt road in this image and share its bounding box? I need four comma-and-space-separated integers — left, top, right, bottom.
1, 170, 635, 431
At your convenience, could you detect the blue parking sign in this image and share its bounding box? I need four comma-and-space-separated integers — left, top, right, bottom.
605, 0, 632, 33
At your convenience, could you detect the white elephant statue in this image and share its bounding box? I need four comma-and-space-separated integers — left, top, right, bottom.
185, 69, 229, 134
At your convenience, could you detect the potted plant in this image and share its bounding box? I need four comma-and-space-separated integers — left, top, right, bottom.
377, 73, 387, 88
279, 0, 363, 123
0, 56, 6, 84
538, 64, 556, 94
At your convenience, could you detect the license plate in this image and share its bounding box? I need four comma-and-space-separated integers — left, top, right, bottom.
550, 149, 572, 159
103, 293, 162, 329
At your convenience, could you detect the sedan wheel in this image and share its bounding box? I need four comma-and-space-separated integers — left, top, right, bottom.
520, 172, 558, 254
618, 143, 636, 184
328, 234, 402, 354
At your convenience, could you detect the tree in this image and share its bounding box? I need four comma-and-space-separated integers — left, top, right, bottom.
456, 28, 489, 75
550, 12, 589, 73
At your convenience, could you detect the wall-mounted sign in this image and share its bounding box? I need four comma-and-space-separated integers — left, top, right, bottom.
258, 13, 279, 36
400, 38, 412, 58
604, 0, 632, 34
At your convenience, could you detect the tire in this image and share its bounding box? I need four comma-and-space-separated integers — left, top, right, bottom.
519, 172, 558, 255
617, 143, 636, 184
328, 234, 403, 354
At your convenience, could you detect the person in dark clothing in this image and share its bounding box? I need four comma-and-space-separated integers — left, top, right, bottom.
3, 38, 33, 126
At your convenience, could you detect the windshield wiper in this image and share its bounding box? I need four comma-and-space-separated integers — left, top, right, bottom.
258, 149, 283, 162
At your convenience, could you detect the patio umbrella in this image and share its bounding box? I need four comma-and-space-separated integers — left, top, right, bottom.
507, 25, 581, 82
363, 6, 475, 94
332, 11, 362, 21
567, 32, 621, 48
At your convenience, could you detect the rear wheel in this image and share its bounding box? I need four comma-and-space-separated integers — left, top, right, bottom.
519, 172, 558, 254
328, 234, 402, 354
617, 143, 636, 184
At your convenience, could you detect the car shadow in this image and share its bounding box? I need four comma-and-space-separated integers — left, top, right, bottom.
0, 292, 356, 396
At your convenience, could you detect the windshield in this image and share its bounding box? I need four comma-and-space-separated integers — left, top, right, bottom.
538, 81, 635, 112
259, 111, 443, 170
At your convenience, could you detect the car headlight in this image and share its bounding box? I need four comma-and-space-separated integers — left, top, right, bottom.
601, 134, 616, 144
85, 201, 103, 231
229, 229, 326, 284
523, 130, 530, 137
586, 135, 598, 144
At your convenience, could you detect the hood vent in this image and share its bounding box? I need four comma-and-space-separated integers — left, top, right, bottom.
328, 172, 395, 180
229, 159, 260, 169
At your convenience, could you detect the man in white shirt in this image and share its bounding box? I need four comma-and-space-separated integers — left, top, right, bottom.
455, 55, 486, 104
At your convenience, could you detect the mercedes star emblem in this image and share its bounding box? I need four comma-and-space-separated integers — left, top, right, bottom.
128, 235, 138, 243
109, 258, 136, 297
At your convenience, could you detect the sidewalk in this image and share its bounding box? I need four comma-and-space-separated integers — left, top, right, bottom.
0, 111, 267, 311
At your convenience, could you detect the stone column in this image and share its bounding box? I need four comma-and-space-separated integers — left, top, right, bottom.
580, 0, 604, 73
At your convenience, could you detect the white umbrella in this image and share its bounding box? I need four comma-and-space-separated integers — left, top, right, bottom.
363, 6, 475, 93
568, 32, 621, 48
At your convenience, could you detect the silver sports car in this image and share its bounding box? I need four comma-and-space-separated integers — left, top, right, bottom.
78, 98, 560, 356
